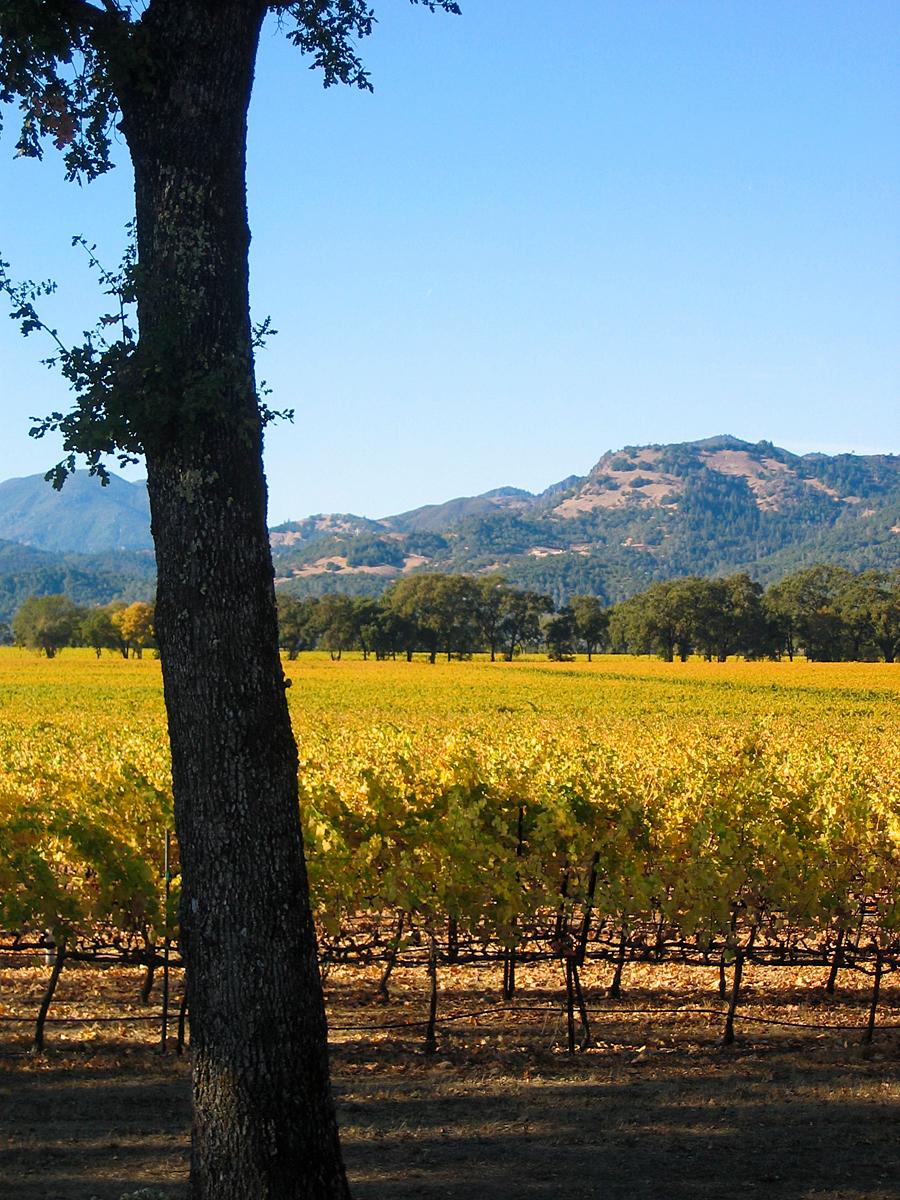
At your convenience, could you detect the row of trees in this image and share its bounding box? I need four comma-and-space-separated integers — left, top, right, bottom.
278, 564, 900, 663
10, 595, 155, 659
610, 565, 900, 662
8, 564, 899, 664
277, 575, 601, 662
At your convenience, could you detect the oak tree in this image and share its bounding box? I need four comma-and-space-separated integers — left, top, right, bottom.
111, 597, 154, 657
569, 594, 608, 661
1, 2, 458, 1198
79, 603, 124, 656
12, 592, 81, 656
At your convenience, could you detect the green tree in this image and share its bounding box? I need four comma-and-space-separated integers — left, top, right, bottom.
610, 579, 693, 662
766, 565, 853, 661
12, 594, 81, 657
0, 4, 458, 1197
544, 606, 576, 660
868, 570, 900, 663
373, 606, 418, 661
385, 574, 439, 661
498, 587, 551, 661
345, 534, 405, 569
79, 604, 124, 657
276, 594, 317, 660
475, 574, 508, 662
351, 596, 384, 660
837, 569, 900, 662
666, 576, 711, 661
437, 574, 483, 659
721, 572, 772, 660
764, 580, 798, 661
385, 573, 481, 662
569, 594, 608, 661
312, 593, 358, 660
606, 593, 641, 655
607, 575, 773, 662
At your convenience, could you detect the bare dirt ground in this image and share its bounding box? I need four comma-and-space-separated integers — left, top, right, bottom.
2, 956, 900, 1200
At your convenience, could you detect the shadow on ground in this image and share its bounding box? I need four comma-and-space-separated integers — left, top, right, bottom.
4, 1033, 900, 1200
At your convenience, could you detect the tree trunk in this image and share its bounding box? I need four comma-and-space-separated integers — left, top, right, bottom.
119, 5, 349, 1197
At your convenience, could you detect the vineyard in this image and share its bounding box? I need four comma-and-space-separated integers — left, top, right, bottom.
2, 649, 899, 1054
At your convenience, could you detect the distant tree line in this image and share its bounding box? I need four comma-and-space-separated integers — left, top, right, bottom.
7, 564, 900, 664
606, 566, 900, 662
277, 575, 572, 663
9, 595, 156, 659
278, 565, 900, 664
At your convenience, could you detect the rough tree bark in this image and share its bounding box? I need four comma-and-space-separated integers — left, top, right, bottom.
115, 3, 350, 1196
2, 2, 456, 1193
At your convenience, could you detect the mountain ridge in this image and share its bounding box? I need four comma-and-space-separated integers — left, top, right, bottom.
1, 435, 897, 618
0, 470, 152, 553
268, 435, 900, 603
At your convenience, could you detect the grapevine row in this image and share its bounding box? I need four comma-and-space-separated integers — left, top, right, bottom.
3, 720, 899, 985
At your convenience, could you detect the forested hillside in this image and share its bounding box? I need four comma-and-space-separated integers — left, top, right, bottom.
1, 436, 897, 618
273, 436, 900, 603
0, 539, 155, 625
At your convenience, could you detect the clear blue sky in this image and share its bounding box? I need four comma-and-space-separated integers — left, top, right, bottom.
1, 1, 897, 524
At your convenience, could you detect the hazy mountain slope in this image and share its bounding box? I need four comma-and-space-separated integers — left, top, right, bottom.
385, 487, 536, 533
0, 472, 152, 552
743, 500, 900, 583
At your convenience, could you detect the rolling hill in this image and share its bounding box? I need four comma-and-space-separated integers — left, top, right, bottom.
271, 437, 900, 604
1, 436, 898, 620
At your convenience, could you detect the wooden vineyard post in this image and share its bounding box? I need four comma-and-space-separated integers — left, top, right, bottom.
722, 927, 756, 1047
446, 914, 459, 964
424, 931, 439, 1057
553, 862, 570, 945
376, 911, 405, 1003
502, 946, 516, 1001
561, 937, 591, 1053
160, 829, 171, 1053
576, 850, 600, 967
140, 942, 157, 1006
722, 948, 744, 1046
565, 956, 576, 1054
502, 804, 525, 1001
609, 926, 628, 999
571, 956, 592, 1050
719, 911, 740, 1001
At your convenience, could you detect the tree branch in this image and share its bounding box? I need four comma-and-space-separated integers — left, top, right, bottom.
48, 0, 127, 35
